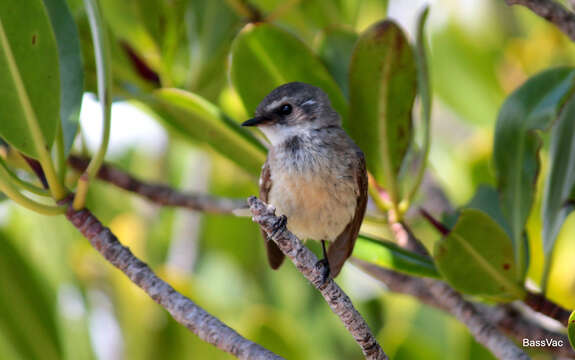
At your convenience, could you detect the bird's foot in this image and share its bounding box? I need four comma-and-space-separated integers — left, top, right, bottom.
315, 258, 331, 286
271, 215, 287, 237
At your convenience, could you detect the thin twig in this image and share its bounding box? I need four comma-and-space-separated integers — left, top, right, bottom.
62, 197, 283, 360
247, 196, 388, 360
352, 260, 575, 359
506, 0, 575, 41
68, 155, 247, 214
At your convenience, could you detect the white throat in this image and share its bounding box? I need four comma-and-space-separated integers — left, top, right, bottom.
259, 124, 310, 146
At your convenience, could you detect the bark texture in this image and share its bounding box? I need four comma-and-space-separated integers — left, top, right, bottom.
248, 196, 388, 360
506, 0, 575, 41
64, 199, 283, 360
68, 155, 247, 214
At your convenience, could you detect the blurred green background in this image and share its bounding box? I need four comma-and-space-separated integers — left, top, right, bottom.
1, 0, 574, 359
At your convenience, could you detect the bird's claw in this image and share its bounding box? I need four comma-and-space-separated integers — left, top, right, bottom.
315, 258, 331, 286
271, 215, 287, 237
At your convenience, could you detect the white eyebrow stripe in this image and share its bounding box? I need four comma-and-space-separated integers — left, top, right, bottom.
301, 99, 316, 106
265, 97, 289, 112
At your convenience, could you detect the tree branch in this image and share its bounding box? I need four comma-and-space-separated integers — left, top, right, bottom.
387, 219, 530, 360
65, 157, 572, 351
352, 260, 575, 359
62, 197, 283, 360
68, 155, 246, 214
247, 196, 388, 360
524, 291, 571, 327
424, 280, 529, 360
506, 0, 575, 41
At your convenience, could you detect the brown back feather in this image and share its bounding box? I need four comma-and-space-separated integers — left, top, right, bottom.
260, 161, 285, 269
327, 152, 368, 277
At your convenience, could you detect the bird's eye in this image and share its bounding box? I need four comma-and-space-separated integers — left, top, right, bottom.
278, 104, 292, 116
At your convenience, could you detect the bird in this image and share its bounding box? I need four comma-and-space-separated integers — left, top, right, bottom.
242, 82, 368, 279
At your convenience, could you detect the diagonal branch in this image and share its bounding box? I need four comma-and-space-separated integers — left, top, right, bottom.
424, 279, 529, 360
247, 196, 388, 360
64, 157, 572, 351
61, 197, 283, 360
506, 0, 575, 41
352, 260, 575, 359
68, 155, 247, 214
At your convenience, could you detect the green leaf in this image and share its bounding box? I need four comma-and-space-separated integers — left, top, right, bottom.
230, 23, 347, 120
542, 95, 575, 257
0, 232, 61, 360
466, 185, 512, 236
151, 88, 267, 175
493, 67, 575, 279
348, 20, 417, 202
315, 26, 358, 98
405, 6, 431, 203
433, 209, 525, 300
99, 0, 162, 72
353, 235, 441, 279
0, 0, 61, 158
569, 311, 575, 351
42, 0, 84, 155
187, 0, 239, 97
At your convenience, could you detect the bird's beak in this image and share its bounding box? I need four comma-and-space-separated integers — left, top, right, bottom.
241, 116, 270, 127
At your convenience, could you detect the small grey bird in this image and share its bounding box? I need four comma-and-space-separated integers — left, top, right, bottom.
242, 82, 367, 278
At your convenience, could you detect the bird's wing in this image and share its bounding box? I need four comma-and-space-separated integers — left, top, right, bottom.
327, 152, 368, 277
260, 160, 285, 269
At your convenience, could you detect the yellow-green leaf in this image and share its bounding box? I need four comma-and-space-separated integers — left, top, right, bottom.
493, 67, 575, 280
348, 20, 417, 202
353, 235, 440, 279
433, 209, 525, 300
0, 0, 61, 157
42, 0, 84, 155
230, 23, 347, 120
151, 88, 266, 175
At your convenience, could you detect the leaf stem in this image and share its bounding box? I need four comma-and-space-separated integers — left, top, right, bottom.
56, 123, 67, 185
368, 172, 391, 213
0, 157, 50, 196
406, 6, 431, 205
73, 0, 112, 210
0, 166, 66, 215
0, 18, 66, 200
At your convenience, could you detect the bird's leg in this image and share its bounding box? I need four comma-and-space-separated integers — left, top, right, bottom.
315, 240, 331, 285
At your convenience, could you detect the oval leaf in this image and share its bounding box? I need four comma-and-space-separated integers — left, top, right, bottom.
349, 20, 417, 201
42, 0, 84, 155
433, 209, 525, 300
542, 94, 575, 257
493, 67, 575, 279
230, 23, 347, 120
353, 235, 441, 279
315, 26, 358, 98
151, 88, 266, 175
0, 0, 61, 157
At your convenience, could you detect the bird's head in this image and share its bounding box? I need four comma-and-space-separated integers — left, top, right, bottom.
241, 82, 340, 145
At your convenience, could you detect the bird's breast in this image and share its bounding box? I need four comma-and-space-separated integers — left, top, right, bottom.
267, 153, 357, 242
